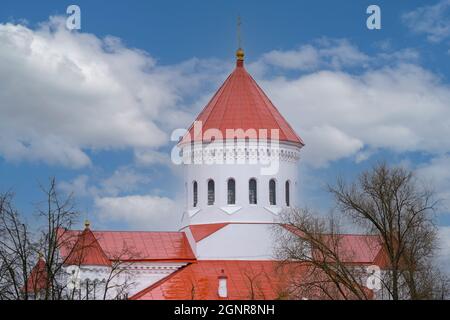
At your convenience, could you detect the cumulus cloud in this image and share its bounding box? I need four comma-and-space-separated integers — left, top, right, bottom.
134, 149, 171, 166
95, 195, 181, 230
59, 174, 92, 197
6, 15, 450, 226
59, 167, 183, 229
416, 155, 450, 211
259, 45, 321, 71
99, 167, 151, 196
250, 39, 420, 77
300, 125, 363, 167
259, 63, 450, 167
402, 0, 450, 42
60, 166, 152, 198
247, 40, 450, 168
3, 17, 445, 171
0, 17, 225, 168
437, 226, 450, 273
252, 39, 369, 74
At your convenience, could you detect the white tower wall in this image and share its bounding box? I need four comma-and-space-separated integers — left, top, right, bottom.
180, 141, 301, 228
179, 140, 302, 260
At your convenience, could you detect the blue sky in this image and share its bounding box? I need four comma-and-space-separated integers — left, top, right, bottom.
1, 0, 450, 246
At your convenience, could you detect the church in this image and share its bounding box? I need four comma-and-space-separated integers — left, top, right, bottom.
27, 48, 385, 300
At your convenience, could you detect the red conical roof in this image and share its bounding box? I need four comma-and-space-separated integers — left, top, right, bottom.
25, 256, 48, 293
65, 223, 111, 266
184, 54, 304, 145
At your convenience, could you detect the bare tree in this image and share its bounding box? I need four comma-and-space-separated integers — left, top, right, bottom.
0, 179, 80, 300
56, 236, 140, 301
275, 208, 372, 300
101, 244, 140, 300
36, 178, 80, 300
328, 162, 446, 299
0, 191, 35, 300
0, 178, 139, 300
243, 268, 268, 300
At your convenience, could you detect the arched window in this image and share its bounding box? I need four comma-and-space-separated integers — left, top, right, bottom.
285, 181, 290, 207
193, 181, 198, 207
227, 178, 236, 205
249, 178, 257, 204
207, 180, 215, 205
269, 179, 276, 205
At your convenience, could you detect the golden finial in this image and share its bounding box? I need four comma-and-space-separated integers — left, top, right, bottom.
236, 16, 244, 62
236, 48, 245, 61
84, 219, 91, 229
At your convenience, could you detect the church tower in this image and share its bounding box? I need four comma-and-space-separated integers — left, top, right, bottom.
178, 48, 304, 260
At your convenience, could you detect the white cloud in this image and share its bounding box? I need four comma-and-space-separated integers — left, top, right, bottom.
60, 168, 184, 229
95, 195, 181, 230
250, 39, 420, 78
2, 17, 444, 172
259, 63, 450, 167
134, 149, 171, 166
59, 174, 92, 197
437, 226, 450, 273
254, 39, 369, 73
260, 45, 321, 71
99, 167, 150, 196
300, 125, 363, 167
416, 155, 450, 211
60, 166, 152, 198
0, 17, 224, 168
402, 0, 450, 42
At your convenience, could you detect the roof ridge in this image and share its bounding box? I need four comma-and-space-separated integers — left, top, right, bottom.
190, 71, 234, 141
184, 64, 303, 145
218, 67, 240, 133
248, 73, 304, 145
129, 263, 193, 300
130, 260, 286, 300
65, 228, 111, 266
243, 68, 265, 134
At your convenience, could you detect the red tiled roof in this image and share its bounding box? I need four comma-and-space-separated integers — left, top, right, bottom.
182, 60, 304, 145
189, 223, 229, 242
60, 230, 196, 263
283, 225, 385, 265
130, 260, 295, 300
130, 259, 376, 300
24, 257, 48, 293
65, 227, 111, 266
332, 234, 384, 265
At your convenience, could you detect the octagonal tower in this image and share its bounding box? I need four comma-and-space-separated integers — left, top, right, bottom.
178, 49, 304, 260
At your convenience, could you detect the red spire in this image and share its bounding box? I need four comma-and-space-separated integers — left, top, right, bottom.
65, 221, 111, 266
183, 51, 304, 145
25, 255, 48, 293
